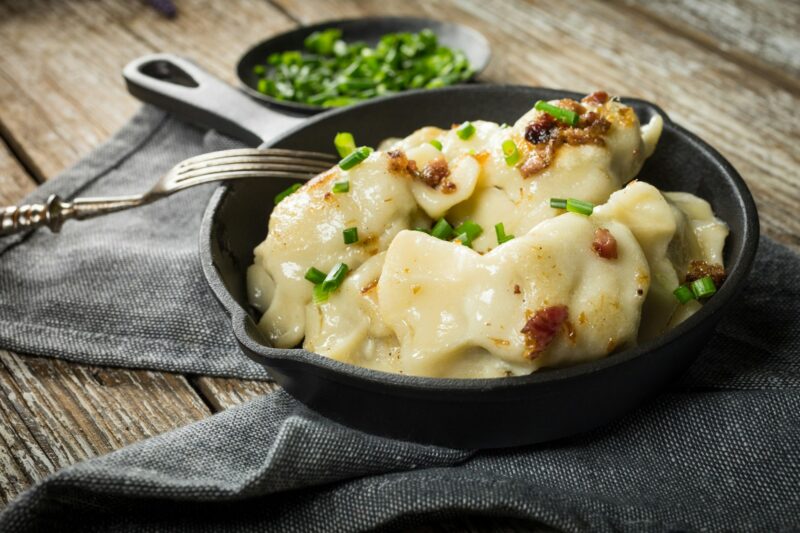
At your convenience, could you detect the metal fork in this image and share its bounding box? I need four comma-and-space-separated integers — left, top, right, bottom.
0, 148, 336, 236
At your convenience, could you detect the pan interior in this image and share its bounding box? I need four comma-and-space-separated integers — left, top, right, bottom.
206, 85, 751, 377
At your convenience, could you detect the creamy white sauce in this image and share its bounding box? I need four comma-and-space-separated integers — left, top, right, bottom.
247, 95, 728, 378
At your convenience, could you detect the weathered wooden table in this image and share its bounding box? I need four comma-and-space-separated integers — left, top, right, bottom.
0, 0, 797, 527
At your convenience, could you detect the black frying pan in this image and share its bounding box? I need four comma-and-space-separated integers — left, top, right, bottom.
237, 17, 491, 114
123, 55, 759, 449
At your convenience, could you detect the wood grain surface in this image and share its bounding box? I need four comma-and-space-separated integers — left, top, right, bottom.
0, 0, 797, 527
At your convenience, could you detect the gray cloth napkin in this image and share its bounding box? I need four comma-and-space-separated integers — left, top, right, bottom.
0, 107, 798, 532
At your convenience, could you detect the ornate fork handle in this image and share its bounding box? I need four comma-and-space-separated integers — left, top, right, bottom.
0, 194, 145, 237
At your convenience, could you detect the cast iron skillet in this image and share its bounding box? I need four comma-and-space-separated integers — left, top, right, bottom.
124, 55, 759, 449
237, 17, 491, 114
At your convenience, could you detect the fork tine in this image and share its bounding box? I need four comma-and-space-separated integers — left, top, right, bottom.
174, 163, 330, 184
177, 155, 334, 174
178, 148, 337, 169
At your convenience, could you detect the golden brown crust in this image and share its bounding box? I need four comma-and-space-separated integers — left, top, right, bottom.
520, 95, 612, 178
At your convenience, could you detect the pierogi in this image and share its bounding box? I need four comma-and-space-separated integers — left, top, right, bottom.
247, 92, 728, 378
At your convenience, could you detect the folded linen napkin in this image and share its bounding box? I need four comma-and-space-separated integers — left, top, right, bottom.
0, 107, 797, 532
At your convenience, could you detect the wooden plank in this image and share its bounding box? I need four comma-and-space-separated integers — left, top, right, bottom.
0, 137, 35, 204
621, 0, 800, 82
272, 0, 800, 251
0, 0, 296, 180
0, 351, 211, 506
191, 377, 279, 411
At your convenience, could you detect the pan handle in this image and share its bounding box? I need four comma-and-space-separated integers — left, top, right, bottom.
123, 53, 305, 146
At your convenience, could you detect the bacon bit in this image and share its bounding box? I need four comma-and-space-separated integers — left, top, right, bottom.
521, 305, 569, 359
685, 260, 726, 287
420, 156, 451, 188
582, 91, 609, 105
519, 144, 555, 177
360, 279, 379, 294
323, 192, 334, 202
513, 284, 521, 295
592, 228, 618, 259
407, 159, 419, 174
524, 113, 558, 145
556, 98, 586, 115
520, 94, 612, 178
387, 149, 409, 172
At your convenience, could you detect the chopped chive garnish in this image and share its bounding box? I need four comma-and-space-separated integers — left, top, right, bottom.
501, 139, 520, 166
343, 227, 359, 244
332, 180, 350, 193
673, 285, 694, 304
431, 218, 455, 240
500, 123, 510, 129
414, 227, 431, 234
454, 220, 483, 243
429, 139, 443, 151
251, 29, 474, 108
321, 262, 349, 292
456, 121, 476, 140
690, 276, 717, 299
338, 146, 373, 170
304, 267, 326, 284
534, 100, 580, 126
550, 198, 567, 210
334, 132, 356, 158
274, 183, 302, 205
566, 198, 595, 216
495, 222, 515, 244
313, 283, 330, 304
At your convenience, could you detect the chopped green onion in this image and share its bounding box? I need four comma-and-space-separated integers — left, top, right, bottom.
690, 276, 717, 299
252, 29, 474, 108
414, 227, 430, 234
566, 198, 595, 216
313, 283, 330, 304
429, 139, 443, 151
343, 227, 359, 244
431, 218, 454, 240
500, 123, 510, 129
673, 285, 694, 304
304, 267, 326, 284
332, 180, 350, 193
274, 183, 302, 205
321, 262, 349, 292
550, 198, 567, 210
338, 146, 373, 170
456, 121, 476, 140
454, 220, 483, 243
502, 139, 520, 166
334, 132, 356, 158
534, 100, 580, 126
495, 222, 515, 244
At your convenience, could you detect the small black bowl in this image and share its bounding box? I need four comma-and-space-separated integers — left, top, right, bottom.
199, 85, 760, 449
236, 16, 491, 114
